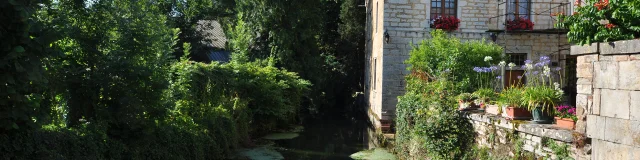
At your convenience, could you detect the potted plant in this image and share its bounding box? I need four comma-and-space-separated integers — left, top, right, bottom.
457, 93, 477, 111
473, 88, 496, 111
431, 16, 461, 32
554, 105, 577, 130
497, 87, 531, 120
520, 56, 564, 124
506, 16, 534, 31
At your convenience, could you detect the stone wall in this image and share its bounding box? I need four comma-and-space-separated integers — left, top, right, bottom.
571, 39, 640, 160
467, 112, 589, 159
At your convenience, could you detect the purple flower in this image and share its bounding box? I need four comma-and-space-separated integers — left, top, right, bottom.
521, 65, 527, 70
535, 62, 544, 67
496, 76, 502, 79
555, 67, 562, 71
532, 71, 539, 75
517, 76, 523, 79
524, 59, 533, 64
568, 108, 576, 115
540, 56, 550, 61
473, 67, 481, 72
490, 66, 499, 71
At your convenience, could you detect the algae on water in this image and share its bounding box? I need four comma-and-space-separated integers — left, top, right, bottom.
238, 146, 284, 160
262, 133, 300, 140
350, 148, 397, 160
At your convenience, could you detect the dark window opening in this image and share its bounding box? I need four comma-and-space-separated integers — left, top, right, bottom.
430, 0, 457, 20
507, 0, 531, 20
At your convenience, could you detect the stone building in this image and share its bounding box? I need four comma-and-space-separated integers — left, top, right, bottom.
364, 0, 574, 131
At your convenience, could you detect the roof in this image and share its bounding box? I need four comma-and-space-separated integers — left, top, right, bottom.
196, 20, 227, 49
204, 50, 231, 63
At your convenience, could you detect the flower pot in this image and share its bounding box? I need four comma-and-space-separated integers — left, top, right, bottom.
505, 107, 532, 120
485, 104, 500, 115
531, 107, 554, 124
555, 117, 576, 130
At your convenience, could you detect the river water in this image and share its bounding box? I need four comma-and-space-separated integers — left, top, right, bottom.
239, 106, 397, 160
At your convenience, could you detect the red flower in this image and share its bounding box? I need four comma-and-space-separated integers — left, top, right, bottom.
575, 0, 581, 6
432, 16, 460, 31
594, 0, 609, 10
573, 12, 579, 15
605, 23, 616, 29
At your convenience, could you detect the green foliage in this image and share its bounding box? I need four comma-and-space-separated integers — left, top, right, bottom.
547, 140, 575, 160
558, 0, 640, 45
497, 87, 525, 107
457, 93, 477, 102
472, 88, 497, 103
396, 30, 505, 159
0, 0, 57, 132
170, 59, 310, 133
406, 30, 503, 92
522, 86, 563, 113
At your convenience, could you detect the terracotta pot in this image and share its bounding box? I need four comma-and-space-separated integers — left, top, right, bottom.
485, 104, 500, 115
505, 107, 532, 120
555, 117, 575, 130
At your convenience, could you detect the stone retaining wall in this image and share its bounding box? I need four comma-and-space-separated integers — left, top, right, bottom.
571, 39, 640, 160
466, 112, 589, 159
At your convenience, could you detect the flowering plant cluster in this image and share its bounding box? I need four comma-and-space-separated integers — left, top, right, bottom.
472, 56, 503, 90
506, 17, 534, 31
520, 56, 564, 113
555, 105, 577, 121
431, 16, 461, 32
557, 0, 640, 45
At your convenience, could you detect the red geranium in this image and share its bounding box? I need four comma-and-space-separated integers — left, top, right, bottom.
431, 16, 460, 31
506, 17, 534, 31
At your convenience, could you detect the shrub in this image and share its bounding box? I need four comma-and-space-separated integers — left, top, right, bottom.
557, 0, 640, 44
406, 30, 503, 93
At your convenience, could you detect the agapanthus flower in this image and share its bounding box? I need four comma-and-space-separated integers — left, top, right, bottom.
496, 76, 502, 79
499, 61, 506, 67
517, 76, 523, 79
532, 71, 539, 75
508, 62, 516, 69
490, 66, 499, 71
535, 62, 545, 67
484, 56, 493, 62
525, 64, 534, 70
555, 67, 562, 71
543, 66, 551, 77
473, 67, 482, 72
524, 59, 533, 64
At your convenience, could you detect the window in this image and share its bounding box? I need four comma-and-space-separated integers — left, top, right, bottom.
430, 0, 457, 20
508, 53, 528, 67
373, 57, 377, 91
507, 0, 531, 20
375, 2, 378, 33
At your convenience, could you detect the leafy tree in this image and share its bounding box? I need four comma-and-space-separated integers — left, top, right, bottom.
42, 0, 176, 138
0, 0, 57, 132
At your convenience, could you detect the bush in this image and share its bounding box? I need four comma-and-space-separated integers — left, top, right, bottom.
406, 30, 503, 93
558, 0, 640, 44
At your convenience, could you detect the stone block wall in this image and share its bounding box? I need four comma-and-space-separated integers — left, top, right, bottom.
571, 39, 640, 160
467, 113, 590, 159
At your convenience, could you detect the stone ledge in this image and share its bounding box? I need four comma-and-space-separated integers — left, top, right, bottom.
571, 43, 599, 55
600, 39, 640, 55
464, 111, 575, 142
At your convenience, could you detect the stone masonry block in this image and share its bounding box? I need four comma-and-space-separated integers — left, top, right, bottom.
600, 89, 630, 119
577, 84, 593, 94
578, 54, 599, 64
594, 61, 619, 89
631, 54, 640, 61
577, 63, 593, 78
571, 43, 599, 55
592, 139, 633, 160
604, 117, 632, 144
576, 94, 589, 110
615, 55, 630, 61
619, 61, 640, 90
577, 78, 593, 85
631, 91, 640, 121
593, 89, 601, 115
601, 39, 640, 55
587, 115, 605, 140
